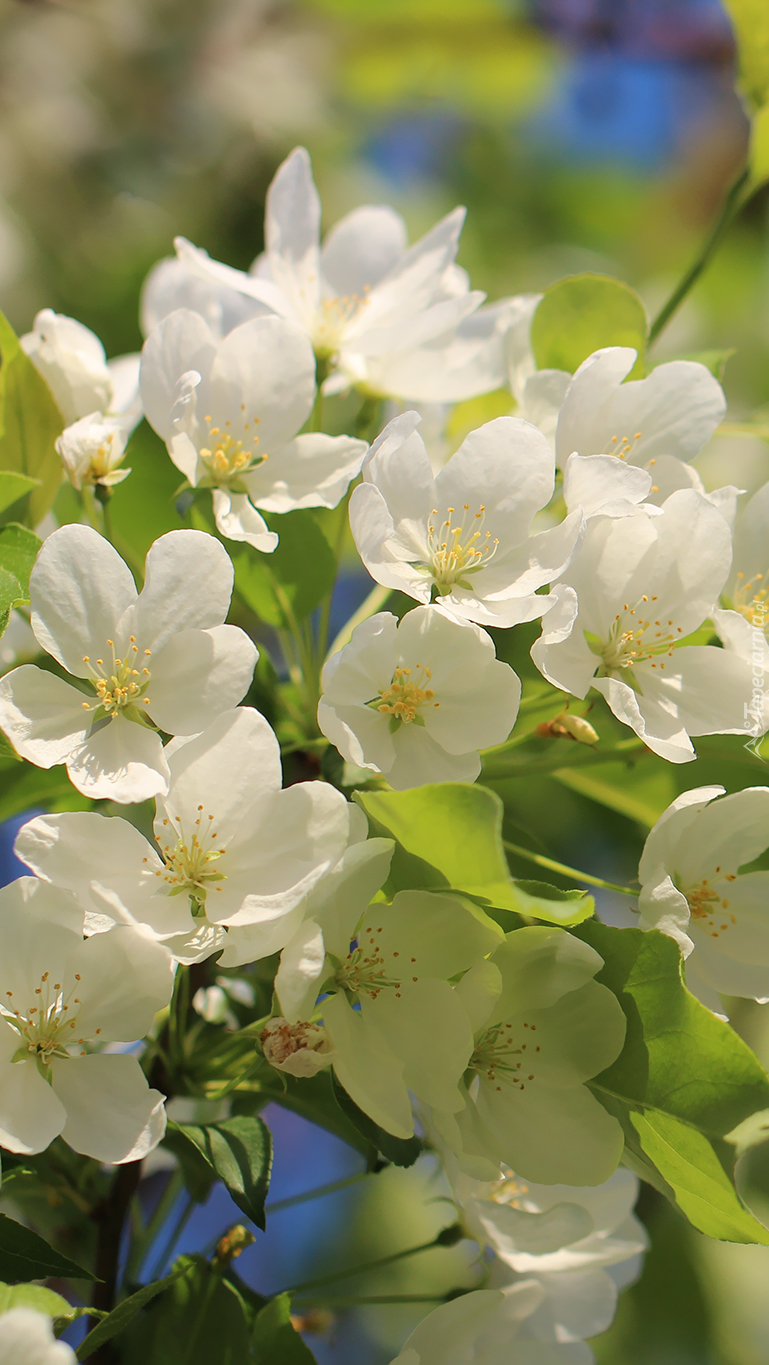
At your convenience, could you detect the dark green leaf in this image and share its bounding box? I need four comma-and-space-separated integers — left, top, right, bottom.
252, 1292, 318, 1363
161, 1126, 218, 1203
170, 1116, 272, 1229
332, 1074, 421, 1167
231, 509, 336, 627
531, 273, 648, 375
575, 920, 769, 1243
121, 1256, 252, 1365
75, 1270, 188, 1360
0, 311, 64, 525
0, 1212, 93, 1282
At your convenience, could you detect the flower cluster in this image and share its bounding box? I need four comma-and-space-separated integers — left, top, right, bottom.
3, 142, 769, 1362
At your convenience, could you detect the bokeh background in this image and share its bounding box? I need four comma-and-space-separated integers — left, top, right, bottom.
2, 0, 769, 1361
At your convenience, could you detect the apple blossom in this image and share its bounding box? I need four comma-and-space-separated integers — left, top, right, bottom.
172, 146, 500, 402
532, 490, 754, 762
317, 605, 521, 788
638, 785, 769, 1012
21, 309, 141, 433
448, 1160, 646, 1345
55, 412, 131, 492
349, 411, 583, 628
274, 856, 503, 1137
16, 706, 361, 968
140, 309, 366, 551
430, 927, 626, 1185
0, 1308, 75, 1365
0, 524, 257, 802
390, 1284, 593, 1365
0, 877, 172, 1163
724, 476, 769, 625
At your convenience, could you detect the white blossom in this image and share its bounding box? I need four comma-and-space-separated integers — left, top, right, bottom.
21, 309, 141, 434
0, 525, 257, 802
55, 413, 130, 491
171, 146, 496, 402
140, 309, 366, 551
430, 927, 626, 1185
274, 848, 502, 1137
318, 605, 521, 788
0, 877, 172, 1163
532, 491, 754, 762
638, 785, 769, 1012
349, 412, 583, 629
391, 1285, 593, 1365
0, 1308, 75, 1365
15, 707, 360, 968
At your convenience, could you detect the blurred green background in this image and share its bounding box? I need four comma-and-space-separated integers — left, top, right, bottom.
2, 0, 769, 1360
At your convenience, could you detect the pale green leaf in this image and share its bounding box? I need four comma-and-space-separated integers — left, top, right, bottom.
0, 471, 41, 517
749, 100, 769, 188
0, 311, 64, 525
511, 879, 595, 926
531, 273, 648, 375
721, 0, 769, 108
0, 522, 42, 636
0, 1281, 70, 1317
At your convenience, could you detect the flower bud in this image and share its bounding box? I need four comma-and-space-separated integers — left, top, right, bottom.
261, 1016, 335, 1078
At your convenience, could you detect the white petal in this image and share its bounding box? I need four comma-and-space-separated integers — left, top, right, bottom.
159, 706, 282, 826
30, 525, 137, 677
265, 146, 321, 330
174, 237, 294, 319
0, 666, 89, 767
208, 314, 316, 450
147, 624, 257, 735
275, 918, 327, 1022
562, 453, 652, 519
127, 529, 234, 651
244, 432, 367, 513
66, 718, 169, 802
139, 308, 218, 442
366, 980, 473, 1111
211, 489, 278, 552
0, 1306, 76, 1363
436, 416, 554, 540
322, 992, 413, 1138
53, 1053, 167, 1163
321, 205, 408, 295
70, 926, 174, 1039
0, 1030, 66, 1155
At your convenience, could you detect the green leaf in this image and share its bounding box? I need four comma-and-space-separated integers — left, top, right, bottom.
332, 1074, 422, 1167
721, 0, 769, 109
169, 1116, 272, 1229
0, 523, 41, 636
252, 1293, 318, 1363
531, 273, 648, 375
0, 1281, 70, 1317
161, 1126, 218, 1204
0, 311, 64, 525
0, 1212, 93, 1282
121, 1256, 252, 1365
749, 100, 769, 188
574, 920, 769, 1243
75, 1270, 188, 1361
0, 472, 41, 517
511, 879, 595, 926
356, 783, 573, 926
231, 509, 336, 627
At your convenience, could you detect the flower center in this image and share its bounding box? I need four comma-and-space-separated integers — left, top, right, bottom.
313, 291, 369, 356
733, 571, 769, 628
490, 1170, 530, 1208
81, 637, 152, 721
681, 866, 737, 938
333, 923, 417, 1001
594, 595, 685, 675
425, 504, 499, 592
3, 970, 101, 1068
606, 431, 643, 460
374, 664, 440, 728
154, 809, 227, 908
199, 414, 264, 484
469, 1021, 540, 1093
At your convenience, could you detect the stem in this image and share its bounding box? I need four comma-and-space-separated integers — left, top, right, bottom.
648, 165, 750, 346
503, 840, 637, 896
327, 582, 392, 660
282, 1227, 462, 1297
316, 493, 351, 670
125, 1168, 184, 1284
147, 1191, 197, 1282
354, 394, 383, 442
266, 1170, 372, 1214
80, 487, 102, 533
296, 1293, 461, 1306
90, 1160, 143, 1362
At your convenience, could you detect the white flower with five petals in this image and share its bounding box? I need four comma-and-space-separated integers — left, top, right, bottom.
391, 1284, 593, 1365
55, 413, 131, 491
0, 525, 257, 802
15, 707, 360, 968
637, 785, 769, 1013
349, 412, 583, 628
318, 605, 521, 788
0, 878, 172, 1163
140, 309, 367, 551
532, 491, 753, 763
